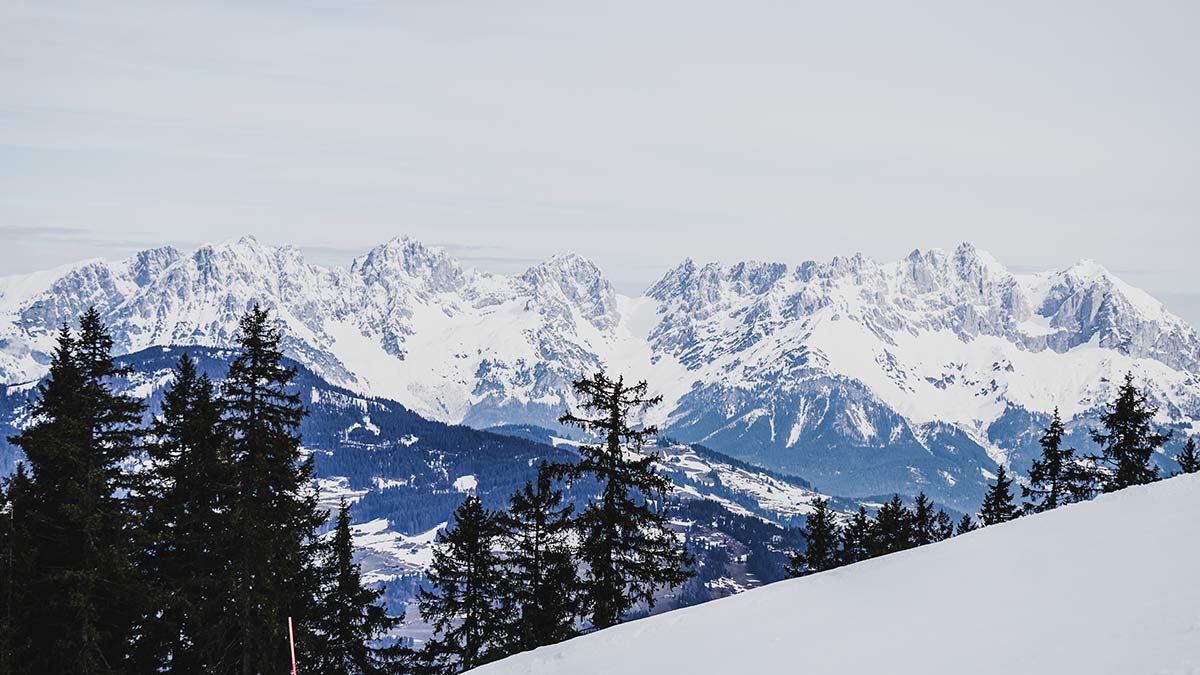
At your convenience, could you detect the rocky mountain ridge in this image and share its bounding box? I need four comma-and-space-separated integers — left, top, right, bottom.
2, 236, 1197, 508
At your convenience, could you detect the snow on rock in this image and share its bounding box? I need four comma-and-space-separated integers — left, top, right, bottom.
471, 474, 1200, 675
315, 476, 369, 509
4, 236, 1200, 506
345, 415, 381, 437
349, 519, 445, 584
3, 237, 1195, 435
655, 444, 834, 520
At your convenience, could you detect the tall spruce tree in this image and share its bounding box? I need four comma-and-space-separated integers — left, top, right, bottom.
955, 514, 976, 536
838, 506, 873, 565
498, 462, 579, 654
1089, 372, 1170, 492
910, 492, 936, 547
1023, 408, 1092, 513
869, 494, 914, 557
555, 372, 694, 630
0, 464, 31, 675
1174, 437, 1199, 474
933, 509, 954, 542
311, 499, 409, 675
785, 498, 841, 577
5, 311, 145, 674
137, 353, 235, 672
979, 464, 1018, 526
418, 495, 511, 672
220, 304, 326, 674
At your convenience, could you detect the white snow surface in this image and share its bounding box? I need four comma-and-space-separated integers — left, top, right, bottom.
656, 444, 831, 519
3, 236, 1199, 457
349, 519, 445, 584
471, 474, 1200, 675
315, 476, 369, 509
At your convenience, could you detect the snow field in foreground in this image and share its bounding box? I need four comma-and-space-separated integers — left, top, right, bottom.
472, 473, 1200, 675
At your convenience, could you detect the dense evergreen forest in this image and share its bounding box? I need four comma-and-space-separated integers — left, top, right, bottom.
0, 308, 700, 674
0, 305, 1193, 673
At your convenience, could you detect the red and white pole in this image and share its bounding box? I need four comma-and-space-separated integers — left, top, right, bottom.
288, 616, 298, 675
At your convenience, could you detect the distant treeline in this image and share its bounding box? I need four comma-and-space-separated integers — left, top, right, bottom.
786, 375, 1197, 578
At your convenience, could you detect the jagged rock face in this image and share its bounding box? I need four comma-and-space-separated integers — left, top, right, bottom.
0, 235, 616, 427
520, 253, 619, 332
641, 243, 1200, 508
1, 237, 1198, 509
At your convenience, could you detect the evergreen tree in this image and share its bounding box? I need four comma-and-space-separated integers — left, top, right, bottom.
1174, 437, 1199, 474
554, 372, 694, 630
5, 311, 145, 674
1023, 408, 1092, 513
910, 492, 936, 547
955, 514, 976, 536
933, 509, 954, 542
137, 353, 237, 672
979, 464, 1018, 526
838, 506, 873, 565
498, 462, 579, 654
870, 495, 913, 557
220, 304, 326, 674
311, 499, 409, 675
785, 498, 841, 577
418, 495, 510, 672
1088, 372, 1170, 492
0, 464, 31, 675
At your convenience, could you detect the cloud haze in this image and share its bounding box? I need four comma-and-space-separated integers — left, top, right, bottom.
1, 1, 1197, 319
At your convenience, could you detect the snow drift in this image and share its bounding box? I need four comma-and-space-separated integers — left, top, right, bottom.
471, 474, 1200, 674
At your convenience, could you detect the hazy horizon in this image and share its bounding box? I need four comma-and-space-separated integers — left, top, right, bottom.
5, 230, 1200, 329
3, 2, 1198, 323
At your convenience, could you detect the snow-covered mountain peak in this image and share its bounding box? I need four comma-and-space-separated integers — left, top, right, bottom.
822, 251, 875, 278
725, 260, 790, 296
520, 253, 618, 331
1020, 258, 1200, 372
125, 246, 183, 286
530, 251, 593, 271
646, 257, 722, 305
896, 242, 1017, 305
645, 257, 697, 295
1, 237, 1197, 508
191, 236, 283, 280
951, 240, 1003, 269
350, 236, 467, 295
1049, 258, 1168, 319
1060, 257, 1107, 279
520, 252, 609, 297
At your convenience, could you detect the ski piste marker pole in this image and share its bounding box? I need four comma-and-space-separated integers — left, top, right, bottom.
288, 616, 298, 675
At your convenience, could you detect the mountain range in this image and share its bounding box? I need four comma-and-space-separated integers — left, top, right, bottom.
2, 235, 1198, 509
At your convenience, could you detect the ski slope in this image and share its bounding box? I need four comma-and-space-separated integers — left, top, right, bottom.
471, 474, 1200, 675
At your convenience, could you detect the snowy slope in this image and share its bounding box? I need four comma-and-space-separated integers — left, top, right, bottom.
471, 473, 1200, 675
2, 237, 1199, 507
653, 443, 856, 524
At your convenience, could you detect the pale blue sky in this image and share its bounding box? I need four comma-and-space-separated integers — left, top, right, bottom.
2, 2, 1198, 322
